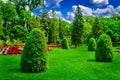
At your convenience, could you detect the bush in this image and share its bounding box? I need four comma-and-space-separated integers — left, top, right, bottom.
21, 28, 47, 72
0, 40, 4, 46
88, 37, 96, 51
95, 34, 113, 62
62, 37, 69, 49
4, 25, 28, 42
0, 25, 4, 39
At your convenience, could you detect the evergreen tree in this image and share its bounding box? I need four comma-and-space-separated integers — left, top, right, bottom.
48, 18, 59, 44
21, 28, 47, 72
51, 9, 56, 18
59, 19, 64, 39
71, 5, 84, 47
92, 17, 103, 41
95, 34, 113, 62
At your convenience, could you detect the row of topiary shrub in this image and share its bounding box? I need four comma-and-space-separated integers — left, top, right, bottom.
20, 28, 70, 73
21, 28, 113, 73
88, 34, 113, 62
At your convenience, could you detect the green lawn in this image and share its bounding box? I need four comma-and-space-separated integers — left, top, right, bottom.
0, 46, 120, 80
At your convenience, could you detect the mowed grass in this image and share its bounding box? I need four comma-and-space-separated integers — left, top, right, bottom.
0, 46, 120, 80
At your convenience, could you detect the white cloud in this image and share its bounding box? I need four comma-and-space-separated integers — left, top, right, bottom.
66, 4, 120, 21
44, 0, 49, 7
25, 5, 29, 11
2, 0, 8, 3
56, 0, 63, 7
67, 12, 75, 21
91, 0, 109, 5
79, 5, 93, 16
49, 10, 71, 23
72, 5, 92, 16
93, 5, 115, 16
115, 6, 120, 14
66, 5, 93, 21
46, 0, 63, 7
48, 5, 120, 22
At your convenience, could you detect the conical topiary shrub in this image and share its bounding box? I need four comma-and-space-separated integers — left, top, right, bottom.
21, 28, 47, 72
95, 34, 113, 62
88, 37, 96, 51
62, 37, 69, 49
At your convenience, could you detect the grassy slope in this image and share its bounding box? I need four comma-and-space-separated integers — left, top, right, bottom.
0, 46, 120, 80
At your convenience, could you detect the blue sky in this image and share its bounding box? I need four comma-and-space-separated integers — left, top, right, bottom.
33, 0, 120, 22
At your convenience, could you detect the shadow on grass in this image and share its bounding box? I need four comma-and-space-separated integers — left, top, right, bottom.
87, 59, 96, 62
8, 68, 22, 73
88, 59, 112, 63
8, 68, 46, 74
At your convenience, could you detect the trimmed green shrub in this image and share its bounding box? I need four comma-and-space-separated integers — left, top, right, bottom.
62, 37, 69, 49
88, 37, 96, 51
95, 34, 113, 62
21, 28, 47, 72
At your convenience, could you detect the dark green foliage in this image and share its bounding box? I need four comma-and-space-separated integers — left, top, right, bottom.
100, 17, 120, 45
1, 1, 17, 27
39, 9, 50, 36
88, 38, 96, 51
95, 34, 113, 62
59, 19, 71, 40
48, 18, 59, 44
62, 37, 69, 49
0, 25, 4, 39
92, 17, 103, 41
4, 25, 28, 42
21, 28, 47, 72
71, 5, 84, 47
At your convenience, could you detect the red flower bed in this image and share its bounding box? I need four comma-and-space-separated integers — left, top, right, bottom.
47, 44, 62, 48
8, 46, 22, 55
0, 46, 7, 49
17, 44, 25, 48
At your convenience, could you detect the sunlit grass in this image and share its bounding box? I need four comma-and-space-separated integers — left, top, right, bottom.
0, 46, 120, 80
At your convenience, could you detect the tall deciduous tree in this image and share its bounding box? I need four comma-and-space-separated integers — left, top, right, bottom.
0, 0, 4, 25
71, 5, 84, 47
19, 10, 32, 28
10, 0, 44, 15
92, 17, 103, 41
1, 1, 17, 27
39, 9, 50, 36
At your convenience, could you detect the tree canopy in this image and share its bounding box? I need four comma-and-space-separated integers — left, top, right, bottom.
71, 5, 84, 47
